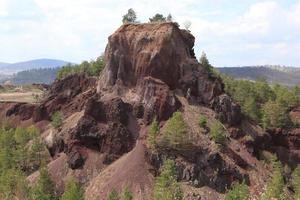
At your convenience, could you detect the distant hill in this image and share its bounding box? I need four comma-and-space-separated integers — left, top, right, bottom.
217, 66, 300, 87
0, 59, 70, 74
1, 68, 60, 85
0, 62, 9, 68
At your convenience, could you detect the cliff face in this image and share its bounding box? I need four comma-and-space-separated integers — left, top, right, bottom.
99, 23, 195, 89
99, 22, 240, 125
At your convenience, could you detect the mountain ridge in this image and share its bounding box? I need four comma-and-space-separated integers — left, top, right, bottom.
218, 65, 300, 87
0, 58, 71, 74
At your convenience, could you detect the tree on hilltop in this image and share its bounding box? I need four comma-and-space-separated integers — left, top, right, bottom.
149, 13, 166, 23
122, 8, 137, 24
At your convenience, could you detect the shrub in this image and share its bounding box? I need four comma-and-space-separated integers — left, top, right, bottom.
148, 118, 159, 148
153, 159, 183, 200
51, 111, 63, 129
225, 182, 250, 200
162, 111, 188, 147
291, 165, 300, 199
107, 189, 120, 200
210, 121, 226, 145
121, 186, 133, 200
198, 115, 207, 128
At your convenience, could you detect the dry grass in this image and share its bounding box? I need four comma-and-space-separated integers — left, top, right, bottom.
0, 91, 43, 103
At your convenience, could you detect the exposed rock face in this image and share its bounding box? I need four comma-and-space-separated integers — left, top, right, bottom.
98, 23, 195, 89
6, 103, 36, 121
213, 94, 242, 126
146, 147, 248, 193
99, 22, 240, 126
136, 77, 181, 123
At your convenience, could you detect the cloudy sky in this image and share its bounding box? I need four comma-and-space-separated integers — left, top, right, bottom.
1, 0, 300, 67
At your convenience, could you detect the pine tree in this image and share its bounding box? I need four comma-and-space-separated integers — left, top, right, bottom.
60, 179, 84, 200
199, 52, 213, 73
148, 118, 159, 148
149, 13, 166, 23
122, 8, 137, 24
225, 182, 250, 200
29, 165, 57, 200
153, 159, 182, 200
291, 165, 300, 199
162, 111, 188, 147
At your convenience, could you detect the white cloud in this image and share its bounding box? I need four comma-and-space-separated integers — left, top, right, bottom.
0, 0, 8, 16
1, 0, 300, 67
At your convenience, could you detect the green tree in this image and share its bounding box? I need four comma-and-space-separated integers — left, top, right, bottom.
107, 189, 120, 200
60, 179, 84, 200
122, 8, 137, 24
225, 182, 250, 200
291, 165, 300, 199
0, 169, 28, 200
149, 13, 166, 22
261, 157, 285, 200
153, 159, 182, 200
162, 111, 188, 147
254, 78, 274, 104
121, 186, 133, 200
200, 52, 213, 74
262, 100, 290, 129
210, 121, 226, 145
148, 118, 160, 148
242, 96, 260, 121
29, 165, 57, 200
51, 111, 63, 129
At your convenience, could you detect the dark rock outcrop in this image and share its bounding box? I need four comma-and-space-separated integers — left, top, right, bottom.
98, 22, 240, 127
213, 94, 242, 126
136, 77, 181, 123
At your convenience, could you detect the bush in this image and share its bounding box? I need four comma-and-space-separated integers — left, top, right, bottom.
121, 186, 133, 200
210, 121, 226, 145
225, 182, 250, 200
107, 189, 120, 200
148, 118, 160, 148
291, 165, 300, 199
162, 111, 188, 147
198, 115, 207, 128
153, 159, 183, 200
51, 111, 63, 129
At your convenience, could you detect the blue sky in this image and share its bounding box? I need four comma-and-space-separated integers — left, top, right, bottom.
1, 0, 300, 67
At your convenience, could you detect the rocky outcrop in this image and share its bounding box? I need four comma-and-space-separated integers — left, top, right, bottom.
213, 94, 242, 126
136, 77, 181, 123
98, 22, 240, 127
146, 147, 248, 193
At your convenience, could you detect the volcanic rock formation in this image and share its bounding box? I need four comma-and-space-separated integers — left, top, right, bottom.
0, 22, 299, 199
